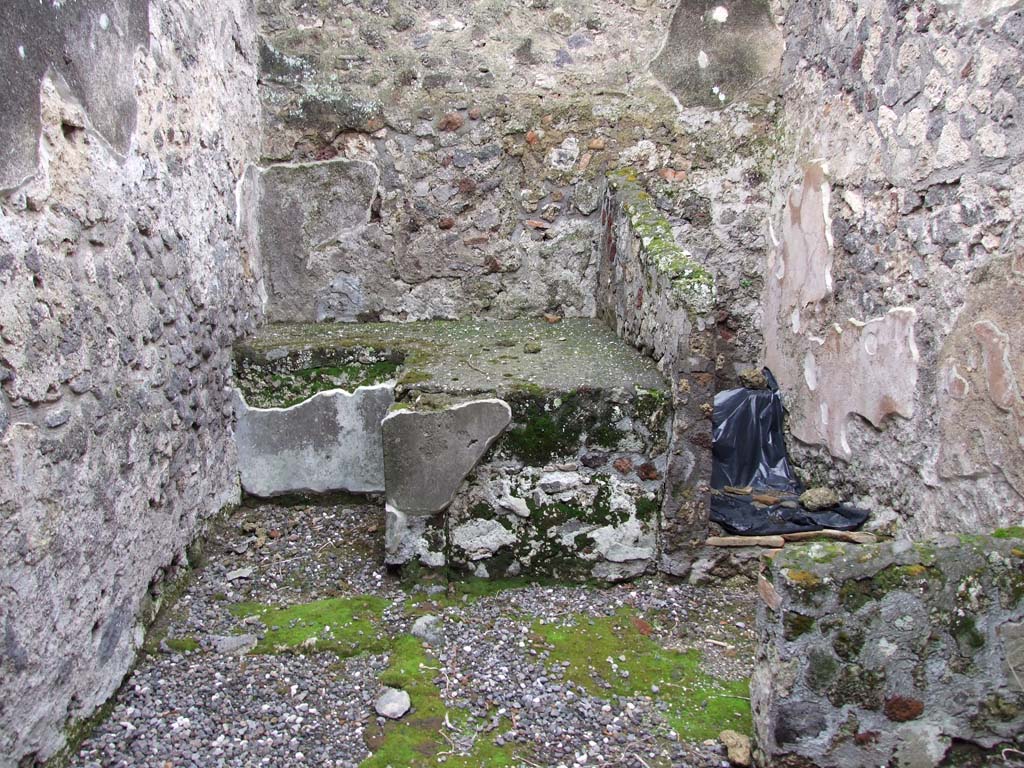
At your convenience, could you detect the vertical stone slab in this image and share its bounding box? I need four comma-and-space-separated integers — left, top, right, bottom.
234, 383, 394, 497
381, 399, 512, 567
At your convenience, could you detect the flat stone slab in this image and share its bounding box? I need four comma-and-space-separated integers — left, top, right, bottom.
382, 398, 512, 515
235, 383, 394, 497
235, 319, 667, 397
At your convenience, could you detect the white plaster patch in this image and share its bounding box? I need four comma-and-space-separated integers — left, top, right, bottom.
863, 330, 879, 356
99, 13, 110, 30
803, 351, 818, 391
18, 45, 26, 59
710, 6, 729, 22
697, 50, 709, 69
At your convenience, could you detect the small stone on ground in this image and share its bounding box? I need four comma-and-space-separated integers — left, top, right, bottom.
374, 687, 411, 719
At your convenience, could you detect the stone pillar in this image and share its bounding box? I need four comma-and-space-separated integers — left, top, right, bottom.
752, 536, 1024, 767
597, 172, 717, 577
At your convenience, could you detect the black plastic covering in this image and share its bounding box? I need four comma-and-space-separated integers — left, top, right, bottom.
709, 369, 870, 536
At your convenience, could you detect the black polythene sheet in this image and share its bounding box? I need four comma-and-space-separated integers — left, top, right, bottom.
711, 369, 799, 492
709, 369, 870, 536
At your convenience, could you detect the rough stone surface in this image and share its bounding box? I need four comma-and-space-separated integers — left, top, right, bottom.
252, 0, 775, 343
250, 159, 381, 323
651, 0, 783, 109
763, 0, 1024, 535
66, 499, 759, 768
0, 0, 261, 763
235, 383, 395, 498
410, 614, 442, 647
752, 536, 1024, 767
798, 487, 840, 512
276, 318, 673, 581
374, 687, 411, 720
0, 0, 149, 190
598, 174, 717, 578
382, 398, 512, 515
719, 728, 752, 767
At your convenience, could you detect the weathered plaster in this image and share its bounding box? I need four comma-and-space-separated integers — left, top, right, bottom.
0, 1, 261, 762
761, 0, 1024, 533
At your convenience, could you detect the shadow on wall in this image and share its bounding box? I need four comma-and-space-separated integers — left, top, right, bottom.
650, 0, 783, 109
0, 0, 149, 190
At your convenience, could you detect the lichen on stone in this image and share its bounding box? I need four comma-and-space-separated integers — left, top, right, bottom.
607, 170, 716, 315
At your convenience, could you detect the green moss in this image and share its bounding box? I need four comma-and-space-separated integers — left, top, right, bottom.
635, 494, 660, 523
839, 580, 875, 613
398, 369, 432, 385
531, 609, 751, 741
505, 411, 568, 464
164, 636, 200, 653
229, 596, 390, 656
951, 614, 985, 654
235, 350, 400, 408
46, 697, 120, 768
634, 388, 669, 424
509, 380, 545, 397
362, 635, 522, 767
783, 613, 815, 640
806, 649, 839, 692
873, 564, 943, 594
606, 172, 715, 315
502, 393, 585, 465
501, 391, 628, 466
783, 569, 826, 601
832, 629, 865, 661
840, 564, 943, 612
827, 665, 885, 710
993, 526, 1024, 540
589, 422, 627, 450
139, 562, 198, 656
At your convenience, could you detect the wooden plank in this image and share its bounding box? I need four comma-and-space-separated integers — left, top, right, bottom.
706, 535, 786, 548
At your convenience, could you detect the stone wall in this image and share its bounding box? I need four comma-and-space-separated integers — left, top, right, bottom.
0, 0, 261, 763
753, 535, 1024, 766
597, 172, 718, 575
252, 0, 777, 347
763, 0, 1024, 535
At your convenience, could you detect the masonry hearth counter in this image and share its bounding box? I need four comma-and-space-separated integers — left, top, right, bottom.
231, 319, 675, 582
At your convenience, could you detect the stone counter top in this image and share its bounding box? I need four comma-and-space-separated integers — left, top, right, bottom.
235, 318, 669, 406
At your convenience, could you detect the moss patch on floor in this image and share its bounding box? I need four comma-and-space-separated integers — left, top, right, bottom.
403, 575, 565, 613
164, 636, 200, 653
361, 635, 521, 768
531, 608, 751, 741
230, 596, 390, 656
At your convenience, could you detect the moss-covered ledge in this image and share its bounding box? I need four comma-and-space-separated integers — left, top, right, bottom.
752, 535, 1024, 768
605, 169, 716, 315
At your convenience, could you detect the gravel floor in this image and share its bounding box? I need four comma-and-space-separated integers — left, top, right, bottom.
71, 499, 757, 768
